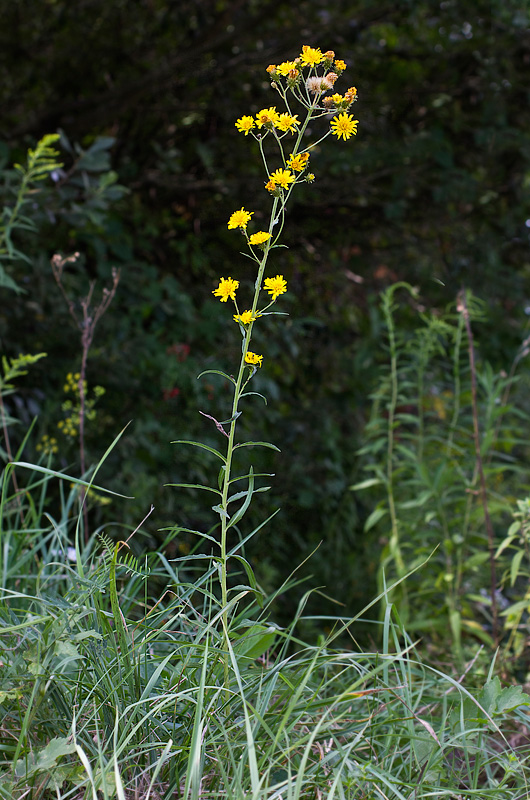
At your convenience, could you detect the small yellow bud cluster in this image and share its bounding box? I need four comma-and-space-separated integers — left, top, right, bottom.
70, 483, 112, 506
36, 434, 59, 455
57, 372, 106, 440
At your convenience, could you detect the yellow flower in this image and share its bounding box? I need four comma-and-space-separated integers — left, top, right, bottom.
330, 112, 359, 141
249, 231, 272, 245
266, 64, 276, 74
275, 113, 299, 133
245, 351, 263, 367
334, 59, 347, 71
264, 274, 287, 300
331, 93, 344, 105
213, 277, 239, 302
276, 61, 298, 76
234, 310, 260, 325
287, 153, 310, 172
228, 207, 254, 230
300, 45, 324, 66
265, 179, 277, 193
235, 115, 255, 135
255, 107, 280, 128
268, 168, 295, 189
345, 86, 357, 102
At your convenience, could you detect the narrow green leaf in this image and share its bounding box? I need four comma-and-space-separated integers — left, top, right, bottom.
171, 440, 227, 463
240, 391, 267, 404
228, 471, 274, 485
228, 486, 270, 505
197, 369, 235, 385
233, 441, 280, 452
511, 548, 525, 586
10, 462, 131, 497
165, 482, 221, 495
350, 478, 383, 491
212, 503, 230, 519
228, 467, 254, 529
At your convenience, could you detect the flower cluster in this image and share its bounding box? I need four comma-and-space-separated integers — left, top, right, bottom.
235, 107, 300, 137
214, 46, 358, 373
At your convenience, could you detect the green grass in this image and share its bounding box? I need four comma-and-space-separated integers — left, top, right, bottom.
1, 466, 530, 799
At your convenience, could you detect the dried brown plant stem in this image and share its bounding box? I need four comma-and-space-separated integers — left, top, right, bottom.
458, 289, 498, 645
51, 253, 120, 541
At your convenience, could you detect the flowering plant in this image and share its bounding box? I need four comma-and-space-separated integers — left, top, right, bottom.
173, 46, 358, 684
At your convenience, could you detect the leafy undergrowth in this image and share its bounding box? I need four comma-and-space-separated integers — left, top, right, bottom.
1, 482, 529, 800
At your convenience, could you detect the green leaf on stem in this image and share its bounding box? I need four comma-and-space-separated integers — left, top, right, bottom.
172, 440, 227, 463
165, 482, 222, 495
197, 369, 236, 385
240, 391, 267, 404
233, 441, 280, 452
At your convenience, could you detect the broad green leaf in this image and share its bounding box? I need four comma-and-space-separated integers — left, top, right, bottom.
15, 737, 76, 778
232, 624, 277, 663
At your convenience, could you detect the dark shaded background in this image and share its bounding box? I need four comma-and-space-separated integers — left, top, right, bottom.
1, 0, 529, 620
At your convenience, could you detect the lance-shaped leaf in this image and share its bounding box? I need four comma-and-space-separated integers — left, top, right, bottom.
233, 441, 280, 452
165, 482, 222, 496
171, 440, 227, 463
197, 368, 236, 386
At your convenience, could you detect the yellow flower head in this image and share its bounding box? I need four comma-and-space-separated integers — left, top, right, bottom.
255, 107, 280, 128
265, 179, 278, 193
331, 93, 344, 105
287, 152, 310, 172
275, 113, 299, 133
264, 274, 287, 300
268, 168, 295, 189
213, 277, 239, 302
245, 351, 263, 368
345, 86, 358, 102
249, 231, 272, 245
235, 115, 255, 135
228, 207, 254, 230
300, 45, 324, 67
266, 64, 276, 74
234, 310, 260, 325
334, 59, 347, 71
276, 61, 298, 76
330, 112, 359, 141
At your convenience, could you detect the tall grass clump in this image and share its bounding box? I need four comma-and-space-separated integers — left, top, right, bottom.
1, 47, 530, 799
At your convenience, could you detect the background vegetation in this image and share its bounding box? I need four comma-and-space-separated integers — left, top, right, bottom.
1, 0, 530, 632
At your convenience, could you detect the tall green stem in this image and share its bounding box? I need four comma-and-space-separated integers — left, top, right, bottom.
218, 197, 279, 688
